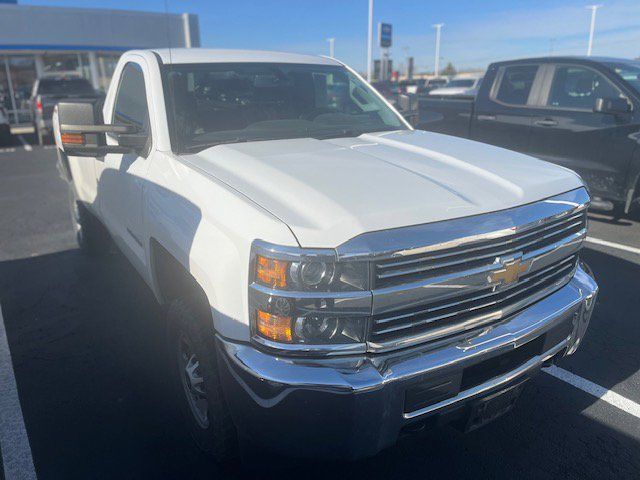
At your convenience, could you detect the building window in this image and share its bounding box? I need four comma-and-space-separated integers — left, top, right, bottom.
42, 53, 91, 80
97, 54, 121, 92
3, 56, 37, 124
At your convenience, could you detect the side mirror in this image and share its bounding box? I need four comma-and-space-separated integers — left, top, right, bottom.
594, 97, 631, 115
54, 101, 142, 157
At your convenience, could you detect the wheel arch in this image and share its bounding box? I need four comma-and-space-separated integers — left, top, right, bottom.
149, 238, 213, 320
624, 147, 640, 213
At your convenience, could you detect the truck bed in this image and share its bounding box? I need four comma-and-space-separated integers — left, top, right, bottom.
418, 95, 474, 138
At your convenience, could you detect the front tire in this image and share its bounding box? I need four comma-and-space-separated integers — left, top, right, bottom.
611, 202, 626, 221
167, 295, 238, 463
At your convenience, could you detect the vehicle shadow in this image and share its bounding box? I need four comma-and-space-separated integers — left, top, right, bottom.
588, 212, 633, 227
589, 205, 640, 225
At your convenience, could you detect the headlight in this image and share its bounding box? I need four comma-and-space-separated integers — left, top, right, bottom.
253, 252, 369, 292
249, 241, 371, 354
290, 261, 334, 288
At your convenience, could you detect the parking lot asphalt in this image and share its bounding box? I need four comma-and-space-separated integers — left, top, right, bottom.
0, 144, 639, 480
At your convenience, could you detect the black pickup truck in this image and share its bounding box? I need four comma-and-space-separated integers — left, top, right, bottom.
419, 56, 640, 216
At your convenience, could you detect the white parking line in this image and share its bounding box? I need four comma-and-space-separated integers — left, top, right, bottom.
17, 136, 32, 152
586, 237, 640, 256
0, 305, 38, 480
544, 365, 640, 420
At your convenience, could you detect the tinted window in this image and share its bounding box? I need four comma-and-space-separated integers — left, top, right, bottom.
495, 65, 539, 105
547, 66, 621, 110
37, 79, 95, 95
164, 63, 406, 153
113, 63, 149, 132
604, 61, 640, 96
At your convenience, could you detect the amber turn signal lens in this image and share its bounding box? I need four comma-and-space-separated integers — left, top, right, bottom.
255, 255, 288, 288
256, 310, 292, 342
61, 133, 85, 145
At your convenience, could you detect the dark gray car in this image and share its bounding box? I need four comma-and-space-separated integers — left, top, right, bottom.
30, 77, 101, 145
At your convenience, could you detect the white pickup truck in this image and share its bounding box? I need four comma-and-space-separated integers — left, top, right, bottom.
53, 49, 598, 461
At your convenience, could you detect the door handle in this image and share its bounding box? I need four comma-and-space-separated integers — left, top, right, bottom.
534, 119, 558, 127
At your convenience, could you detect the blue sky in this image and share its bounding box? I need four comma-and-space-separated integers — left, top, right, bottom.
21, 0, 640, 73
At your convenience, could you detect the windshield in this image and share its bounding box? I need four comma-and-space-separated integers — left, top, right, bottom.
38, 79, 95, 95
162, 62, 407, 153
604, 61, 640, 95
446, 79, 476, 88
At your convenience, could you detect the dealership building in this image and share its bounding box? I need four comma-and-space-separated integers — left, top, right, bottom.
0, 1, 200, 124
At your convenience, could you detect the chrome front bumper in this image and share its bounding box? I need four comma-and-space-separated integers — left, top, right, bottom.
217, 263, 597, 459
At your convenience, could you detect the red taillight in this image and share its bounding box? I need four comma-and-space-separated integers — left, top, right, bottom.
36, 99, 43, 112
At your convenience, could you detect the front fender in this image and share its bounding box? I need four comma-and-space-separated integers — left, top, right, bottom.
144, 153, 297, 341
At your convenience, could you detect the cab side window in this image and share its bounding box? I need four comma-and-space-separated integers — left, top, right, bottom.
547, 66, 621, 110
113, 63, 150, 133
494, 65, 539, 106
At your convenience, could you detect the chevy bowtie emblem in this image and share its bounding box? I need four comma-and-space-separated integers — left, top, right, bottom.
489, 255, 531, 288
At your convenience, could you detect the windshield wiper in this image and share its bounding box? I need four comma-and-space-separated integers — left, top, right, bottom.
312, 127, 394, 140
184, 137, 254, 153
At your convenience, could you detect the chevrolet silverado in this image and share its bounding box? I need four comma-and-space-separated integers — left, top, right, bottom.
53, 49, 598, 462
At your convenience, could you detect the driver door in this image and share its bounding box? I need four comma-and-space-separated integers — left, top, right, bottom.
97, 60, 153, 270
527, 63, 635, 200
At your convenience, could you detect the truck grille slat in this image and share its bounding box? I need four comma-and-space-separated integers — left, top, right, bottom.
374, 211, 586, 288
374, 255, 576, 327
367, 202, 588, 349
377, 211, 584, 271
372, 255, 576, 338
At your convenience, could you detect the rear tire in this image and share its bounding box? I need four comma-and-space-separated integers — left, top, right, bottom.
167, 295, 238, 464
67, 188, 112, 256
0, 124, 10, 145
611, 202, 626, 221
35, 124, 44, 146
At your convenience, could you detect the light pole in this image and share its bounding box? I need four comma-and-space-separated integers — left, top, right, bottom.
432, 23, 444, 77
402, 46, 410, 78
586, 5, 602, 56
367, 0, 373, 81
327, 37, 335, 58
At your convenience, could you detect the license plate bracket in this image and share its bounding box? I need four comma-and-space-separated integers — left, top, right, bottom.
464, 381, 526, 432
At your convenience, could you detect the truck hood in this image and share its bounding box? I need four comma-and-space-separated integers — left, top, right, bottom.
182, 130, 583, 248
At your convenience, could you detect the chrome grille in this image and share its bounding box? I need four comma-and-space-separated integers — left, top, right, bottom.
373, 210, 586, 289
370, 254, 578, 344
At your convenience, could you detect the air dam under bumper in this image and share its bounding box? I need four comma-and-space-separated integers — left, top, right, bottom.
216, 263, 597, 460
